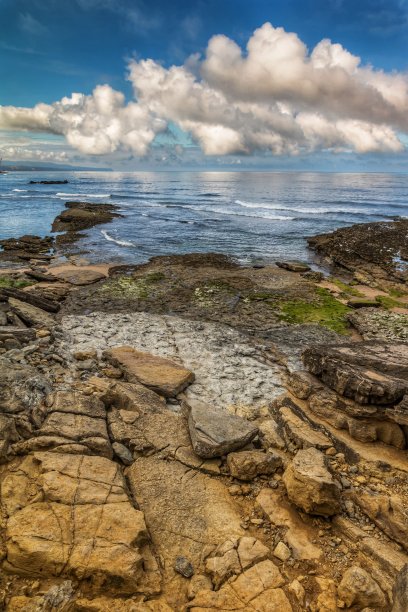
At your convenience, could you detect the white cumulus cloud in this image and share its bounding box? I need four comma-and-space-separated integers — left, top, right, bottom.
1, 22, 408, 157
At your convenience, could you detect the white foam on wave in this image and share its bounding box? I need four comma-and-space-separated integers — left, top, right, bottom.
235, 199, 365, 215
56, 192, 111, 198
12, 189, 28, 192
101, 229, 135, 247
196, 205, 293, 221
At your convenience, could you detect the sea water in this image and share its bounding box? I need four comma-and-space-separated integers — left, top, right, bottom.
0, 171, 407, 266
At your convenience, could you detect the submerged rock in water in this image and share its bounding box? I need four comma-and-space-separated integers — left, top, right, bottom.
52, 201, 122, 233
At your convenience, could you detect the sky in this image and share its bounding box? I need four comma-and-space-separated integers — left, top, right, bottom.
0, 0, 408, 170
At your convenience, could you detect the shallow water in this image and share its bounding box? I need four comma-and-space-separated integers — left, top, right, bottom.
0, 170, 407, 265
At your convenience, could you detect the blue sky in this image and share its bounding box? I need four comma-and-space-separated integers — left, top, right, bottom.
1, 0, 408, 170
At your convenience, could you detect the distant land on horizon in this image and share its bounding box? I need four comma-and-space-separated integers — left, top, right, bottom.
0, 161, 110, 172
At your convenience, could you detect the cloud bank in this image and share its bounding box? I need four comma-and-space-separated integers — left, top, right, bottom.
1, 22, 408, 157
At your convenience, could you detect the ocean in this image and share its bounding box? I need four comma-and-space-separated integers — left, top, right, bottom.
0, 171, 407, 266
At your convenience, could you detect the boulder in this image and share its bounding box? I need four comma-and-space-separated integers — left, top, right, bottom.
308, 392, 406, 448
303, 341, 408, 404
338, 566, 387, 610
103, 346, 195, 398
187, 399, 258, 458
283, 448, 340, 516
257, 418, 286, 450
227, 450, 282, 480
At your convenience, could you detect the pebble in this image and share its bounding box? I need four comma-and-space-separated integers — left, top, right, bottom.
273, 541, 291, 561
174, 556, 194, 578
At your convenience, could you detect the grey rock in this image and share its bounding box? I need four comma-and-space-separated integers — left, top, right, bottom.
175, 556, 194, 578
187, 399, 258, 459
112, 441, 134, 465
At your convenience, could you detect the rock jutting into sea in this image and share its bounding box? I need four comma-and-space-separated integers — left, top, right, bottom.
0, 216, 407, 610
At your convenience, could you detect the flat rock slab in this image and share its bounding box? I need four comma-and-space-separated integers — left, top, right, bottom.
103, 346, 195, 398
100, 380, 166, 414
128, 455, 244, 608
187, 398, 258, 458
276, 399, 332, 450
303, 341, 408, 404
54, 269, 106, 285
276, 261, 311, 273
2, 453, 160, 595
9, 298, 55, 329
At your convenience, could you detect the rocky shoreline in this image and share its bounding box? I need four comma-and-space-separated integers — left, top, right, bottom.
0, 201, 407, 611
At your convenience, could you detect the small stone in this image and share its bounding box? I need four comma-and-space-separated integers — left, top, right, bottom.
326, 447, 337, 456
228, 485, 242, 496
112, 442, 133, 466
341, 477, 352, 489
175, 556, 194, 578
273, 541, 291, 561
36, 329, 50, 338
289, 579, 305, 605
101, 367, 123, 379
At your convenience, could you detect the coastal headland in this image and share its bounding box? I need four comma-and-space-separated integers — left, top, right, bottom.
0, 198, 407, 611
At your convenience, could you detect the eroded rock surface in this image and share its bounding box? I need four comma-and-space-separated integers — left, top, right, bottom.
2, 453, 161, 595
303, 341, 408, 404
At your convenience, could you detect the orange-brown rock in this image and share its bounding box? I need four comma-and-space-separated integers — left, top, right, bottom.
103, 346, 195, 397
